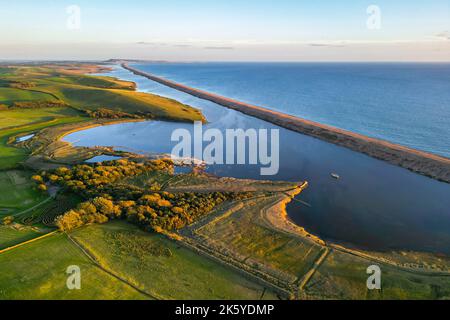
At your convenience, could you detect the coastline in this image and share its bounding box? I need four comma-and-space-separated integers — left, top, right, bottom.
9, 68, 450, 282
122, 63, 450, 183
18, 118, 146, 170
261, 182, 326, 247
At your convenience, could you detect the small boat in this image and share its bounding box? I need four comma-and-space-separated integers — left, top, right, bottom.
331, 173, 340, 180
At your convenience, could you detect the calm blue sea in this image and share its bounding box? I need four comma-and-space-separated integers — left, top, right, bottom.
133, 62, 450, 158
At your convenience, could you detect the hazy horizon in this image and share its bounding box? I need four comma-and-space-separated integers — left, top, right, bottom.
0, 0, 449, 61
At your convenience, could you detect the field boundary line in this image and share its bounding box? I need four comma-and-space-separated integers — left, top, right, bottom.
298, 247, 330, 294
66, 233, 159, 300
14, 196, 54, 218
0, 230, 58, 254
329, 244, 450, 277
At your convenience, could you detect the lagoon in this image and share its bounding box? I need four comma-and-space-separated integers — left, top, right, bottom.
66, 65, 450, 254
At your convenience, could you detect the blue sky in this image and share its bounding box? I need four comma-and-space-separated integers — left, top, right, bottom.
0, 0, 448, 61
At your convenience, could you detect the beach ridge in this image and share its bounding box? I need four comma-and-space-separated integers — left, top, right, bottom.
122, 63, 450, 183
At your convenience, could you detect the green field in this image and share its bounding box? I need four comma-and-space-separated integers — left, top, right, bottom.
0, 170, 47, 216
0, 225, 44, 250
0, 108, 86, 170
0, 64, 205, 170
0, 233, 148, 300
71, 221, 278, 300
0, 87, 56, 105
0, 107, 81, 130
195, 197, 323, 279
43, 75, 136, 90
0, 65, 204, 122
305, 249, 450, 300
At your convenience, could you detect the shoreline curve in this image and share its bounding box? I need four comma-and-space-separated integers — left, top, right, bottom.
121, 62, 450, 183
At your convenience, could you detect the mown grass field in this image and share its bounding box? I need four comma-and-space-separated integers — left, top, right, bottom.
71, 221, 278, 300
0, 233, 148, 300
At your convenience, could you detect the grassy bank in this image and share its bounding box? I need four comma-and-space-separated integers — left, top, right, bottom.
0, 232, 148, 300
71, 221, 278, 300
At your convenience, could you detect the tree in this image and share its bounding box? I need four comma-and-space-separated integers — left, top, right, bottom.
49, 174, 59, 183
171, 207, 184, 214
2, 216, 14, 225
55, 210, 83, 231
92, 197, 121, 218
32, 175, 44, 183
157, 199, 172, 208
78, 202, 97, 215
140, 194, 161, 205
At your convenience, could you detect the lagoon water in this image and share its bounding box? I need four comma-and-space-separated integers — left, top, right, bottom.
65, 64, 450, 254
133, 62, 450, 158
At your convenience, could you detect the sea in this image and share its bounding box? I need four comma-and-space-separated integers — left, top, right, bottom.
133, 62, 450, 158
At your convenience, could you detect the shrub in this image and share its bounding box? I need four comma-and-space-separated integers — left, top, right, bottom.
2, 216, 14, 225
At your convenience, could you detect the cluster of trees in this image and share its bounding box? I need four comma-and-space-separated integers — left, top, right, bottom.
123, 191, 243, 231
7, 80, 36, 89
31, 175, 47, 192
84, 108, 155, 120
55, 197, 116, 231
85, 108, 142, 119
55, 190, 250, 232
40, 159, 251, 233
10, 101, 68, 109
2, 216, 14, 225
36, 159, 173, 198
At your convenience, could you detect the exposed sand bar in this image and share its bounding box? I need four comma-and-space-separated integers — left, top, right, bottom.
122, 63, 450, 183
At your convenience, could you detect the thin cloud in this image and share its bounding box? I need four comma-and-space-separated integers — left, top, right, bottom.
136, 41, 194, 48
435, 31, 450, 40
308, 43, 346, 48
203, 46, 234, 50
136, 41, 169, 46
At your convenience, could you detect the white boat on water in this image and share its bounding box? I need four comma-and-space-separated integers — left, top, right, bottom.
331, 173, 340, 180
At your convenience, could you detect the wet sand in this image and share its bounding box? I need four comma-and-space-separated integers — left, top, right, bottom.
122, 63, 450, 183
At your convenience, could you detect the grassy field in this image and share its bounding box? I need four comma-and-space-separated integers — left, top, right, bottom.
0, 170, 47, 216
0, 87, 56, 105
195, 197, 323, 279
0, 64, 204, 122
304, 249, 450, 300
14, 192, 84, 226
0, 232, 148, 300
43, 75, 136, 90
0, 225, 45, 250
0, 108, 86, 170
0, 107, 81, 130
71, 221, 278, 300
0, 63, 205, 170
